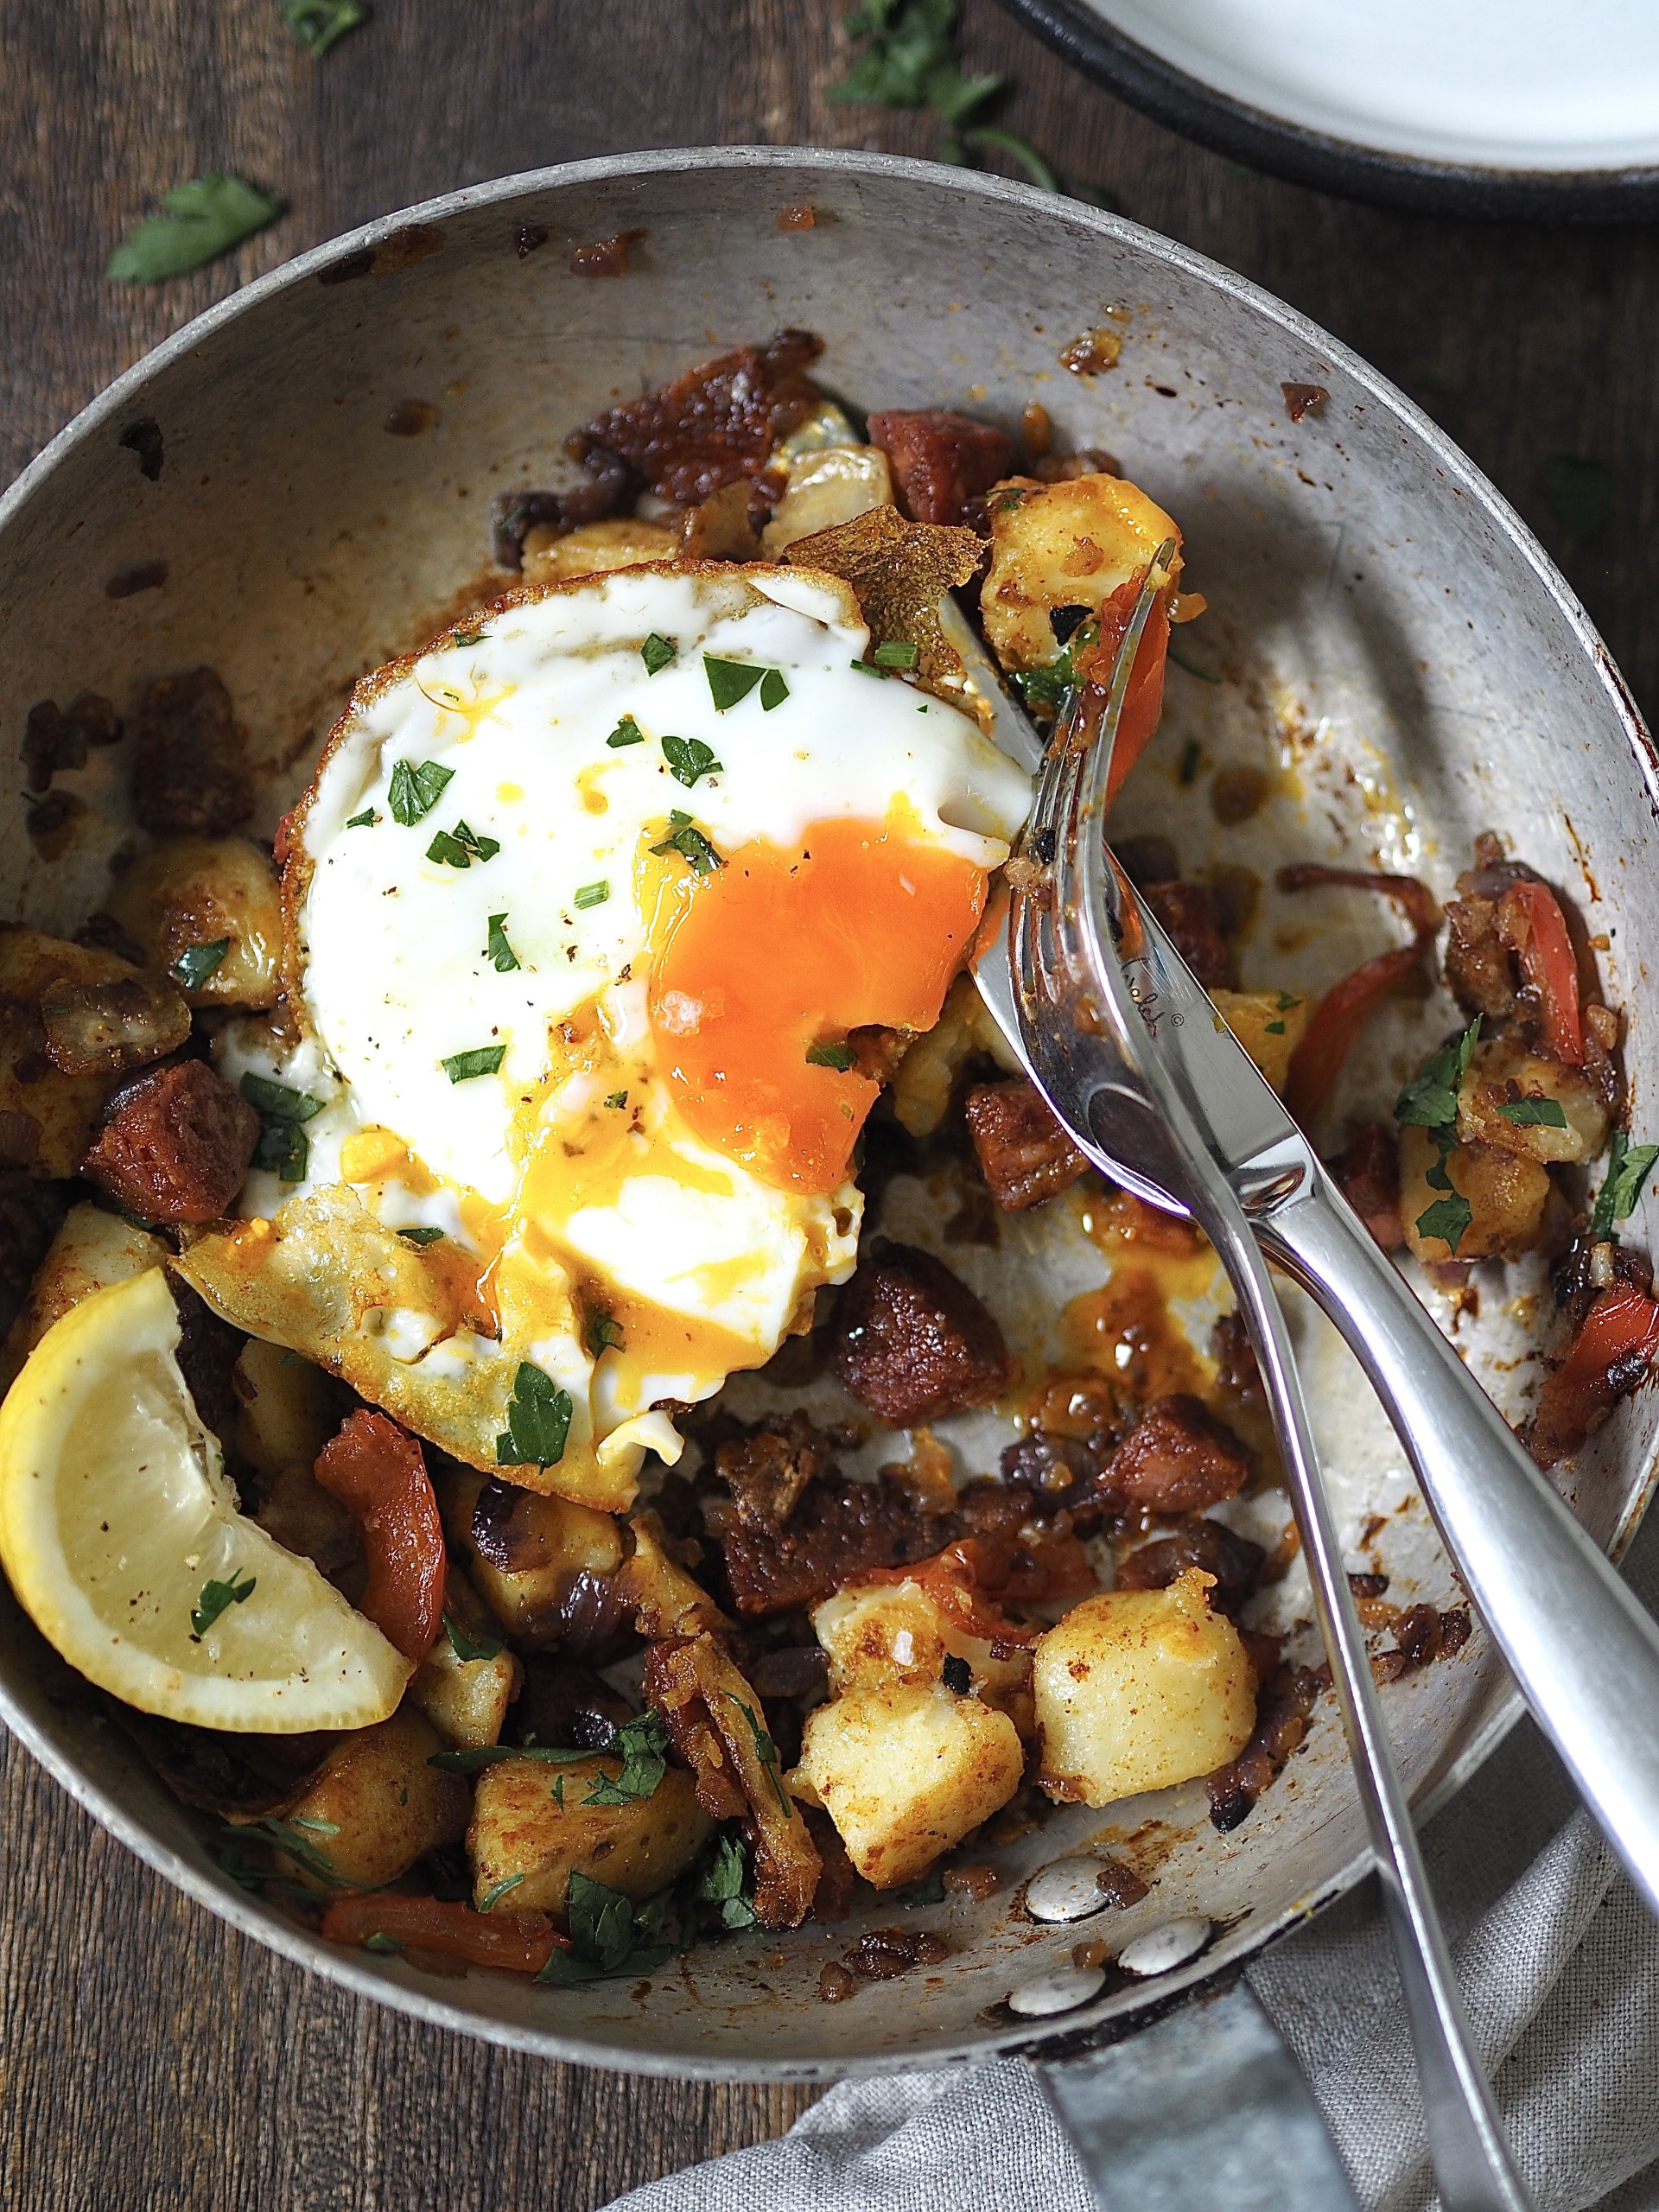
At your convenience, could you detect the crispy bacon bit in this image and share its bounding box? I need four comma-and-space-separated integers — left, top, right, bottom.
569, 226, 647, 276
1277, 864, 1440, 1125
1551, 1232, 1652, 1332
81, 1059, 258, 1223
1372, 1604, 1472, 1683
711, 1411, 830, 1534
1108, 1395, 1250, 1514
1529, 1281, 1659, 1467
574, 329, 823, 507
1281, 382, 1328, 423
1141, 880, 1230, 990
644, 1632, 822, 1927
130, 668, 254, 838
715, 1466, 955, 1619
830, 1240, 1013, 1427
963, 1077, 1088, 1211
22, 692, 122, 791
1206, 1662, 1323, 1830
867, 409, 1016, 526
314, 1409, 445, 1663
321, 1893, 568, 1974
1094, 1858, 1150, 1909
1329, 1122, 1403, 1250
40, 971, 190, 1077
490, 452, 639, 569
1116, 1516, 1265, 1616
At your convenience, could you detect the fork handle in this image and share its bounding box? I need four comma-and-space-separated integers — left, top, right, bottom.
1261, 1162, 1659, 1916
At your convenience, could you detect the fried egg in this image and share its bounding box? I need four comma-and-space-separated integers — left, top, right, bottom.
200, 563, 1030, 1507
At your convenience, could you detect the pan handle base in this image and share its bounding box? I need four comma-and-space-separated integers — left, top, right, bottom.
1037, 1979, 1358, 2212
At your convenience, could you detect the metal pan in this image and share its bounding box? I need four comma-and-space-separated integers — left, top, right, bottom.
2, 148, 1655, 2194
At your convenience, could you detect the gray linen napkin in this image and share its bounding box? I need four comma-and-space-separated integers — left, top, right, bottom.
604, 1508, 1659, 2212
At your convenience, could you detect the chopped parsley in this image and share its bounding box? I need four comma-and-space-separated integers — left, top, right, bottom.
426, 819, 500, 868
703, 655, 789, 712
585, 1307, 625, 1357
806, 1039, 855, 1071
1395, 1018, 1482, 1130
1276, 991, 1301, 1010
496, 1359, 573, 1469
573, 880, 609, 911
485, 912, 520, 971
451, 625, 488, 648
694, 1835, 756, 1930
850, 657, 891, 678
397, 1224, 445, 1246
537, 1871, 674, 1984
661, 734, 721, 788
345, 807, 378, 829
1592, 1130, 1659, 1238
760, 668, 790, 711
191, 1568, 255, 1637
441, 1044, 506, 1083
641, 633, 677, 675
650, 810, 723, 874
389, 757, 454, 826
106, 174, 284, 283
728, 1694, 791, 1818
872, 639, 919, 670
478, 1873, 528, 1912
170, 938, 230, 990
362, 1931, 403, 1955
582, 1711, 669, 1807
283, 0, 368, 58
1264, 1020, 1286, 1036
551, 1775, 566, 1808
428, 1744, 594, 1774
240, 1073, 324, 1184
607, 714, 645, 748
604, 1088, 628, 1109
1498, 1097, 1569, 1128
442, 1610, 503, 1662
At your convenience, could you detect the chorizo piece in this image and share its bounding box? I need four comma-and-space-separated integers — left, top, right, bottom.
963, 1078, 1088, 1211
314, 1408, 446, 1663
867, 408, 1015, 526
1107, 1394, 1251, 1514
830, 1240, 1013, 1427
80, 1059, 258, 1222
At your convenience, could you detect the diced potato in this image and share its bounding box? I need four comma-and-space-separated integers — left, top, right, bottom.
889, 972, 1019, 1138
761, 446, 893, 555
1399, 1123, 1551, 1262
1210, 988, 1310, 1097
467, 1754, 710, 1917
791, 1680, 1024, 1888
3, 1204, 166, 1376
233, 1336, 346, 1478
980, 474, 1183, 674
522, 518, 678, 586
814, 1579, 1030, 1708
0, 928, 132, 1176
109, 836, 283, 1009
440, 1465, 625, 1649
1456, 1035, 1609, 1166
271, 1707, 468, 1890
410, 1566, 521, 1748
1033, 1571, 1254, 1809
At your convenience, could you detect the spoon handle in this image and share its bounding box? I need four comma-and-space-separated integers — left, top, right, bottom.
1262, 1163, 1659, 1922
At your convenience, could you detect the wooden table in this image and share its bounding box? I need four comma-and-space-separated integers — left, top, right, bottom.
2, 3, 1655, 2203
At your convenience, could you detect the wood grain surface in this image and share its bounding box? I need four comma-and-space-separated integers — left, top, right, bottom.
2, 3, 1656, 2206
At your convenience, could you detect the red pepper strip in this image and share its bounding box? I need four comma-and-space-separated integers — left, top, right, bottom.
321, 1892, 569, 1974
1529, 1282, 1659, 1468
1277, 865, 1440, 1128
1073, 569, 1174, 808
1501, 880, 1584, 1066
313, 1408, 446, 1662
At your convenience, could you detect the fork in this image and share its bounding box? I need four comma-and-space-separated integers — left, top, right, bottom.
996, 558, 1535, 2212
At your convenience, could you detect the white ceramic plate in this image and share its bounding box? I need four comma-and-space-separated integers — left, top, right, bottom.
1003, 0, 1659, 214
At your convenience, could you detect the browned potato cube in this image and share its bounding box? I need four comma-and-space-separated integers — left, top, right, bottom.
521, 518, 678, 587
467, 1755, 710, 1917
271, 1707, 467, 1890
410, 1567, 521, 1749
2, 1203, 167, 1379
110, 836, 283, 1009
0, 929, 135, 1176
1399, 1123, 1551, 1262
1456, 1035, 1609, 1166
980, 474, 1182, 675
439, 1466, 624, 1649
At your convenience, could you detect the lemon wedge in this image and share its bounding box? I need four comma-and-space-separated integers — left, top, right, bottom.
0, 1268, 409, 1732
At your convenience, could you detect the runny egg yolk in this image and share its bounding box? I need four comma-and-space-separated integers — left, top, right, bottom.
645, 810, 988, 1194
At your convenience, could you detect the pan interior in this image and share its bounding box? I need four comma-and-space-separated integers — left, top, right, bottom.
0, 149, 1654, 2075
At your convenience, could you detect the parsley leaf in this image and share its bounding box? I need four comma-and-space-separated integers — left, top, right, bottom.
704, 656, 787, 712
240, 1073, 324, 1184
1498, 1097, 1569, 1128
442, 1610, 503, 1662
192, 1569, 255, 1637
452, 626, 487, 648
397, 1224, 444, 1246
345, 807, 378, 829
872, 639, 920, 670
1415, 1193, 1474, 1253
661, 735, 721, 788
496, 1360, 573, 1468
485, 912, 520, 971
427, 820, 499, 868
607, 715, 645, 748
283, 0, 369, 57
585, 1306, 624, 1357
582, 1711, 669, 1807
806, 1039, 855, 1071
107, 174, 283, 283
1592, 1131, 1659, 1238
694, 1834, 757, 1929
829, 0, 1001, 128
239, 1073, 323, 1123
389, 758, 454, 826
641, 633, 677, 675
428, 1744, 594, 1774
442, 1044, 505, 1083
650, 811, 723, 874
170, 938, 230, 990
727, 1694, 791, 1818
1395, 1018, 1482, 1130
536, 1872, 676, 1984
604, 1088, 629, 1109
759, 668, 790, 712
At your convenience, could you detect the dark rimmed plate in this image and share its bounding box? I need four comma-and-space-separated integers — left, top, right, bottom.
1001, 0, 1659, 219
